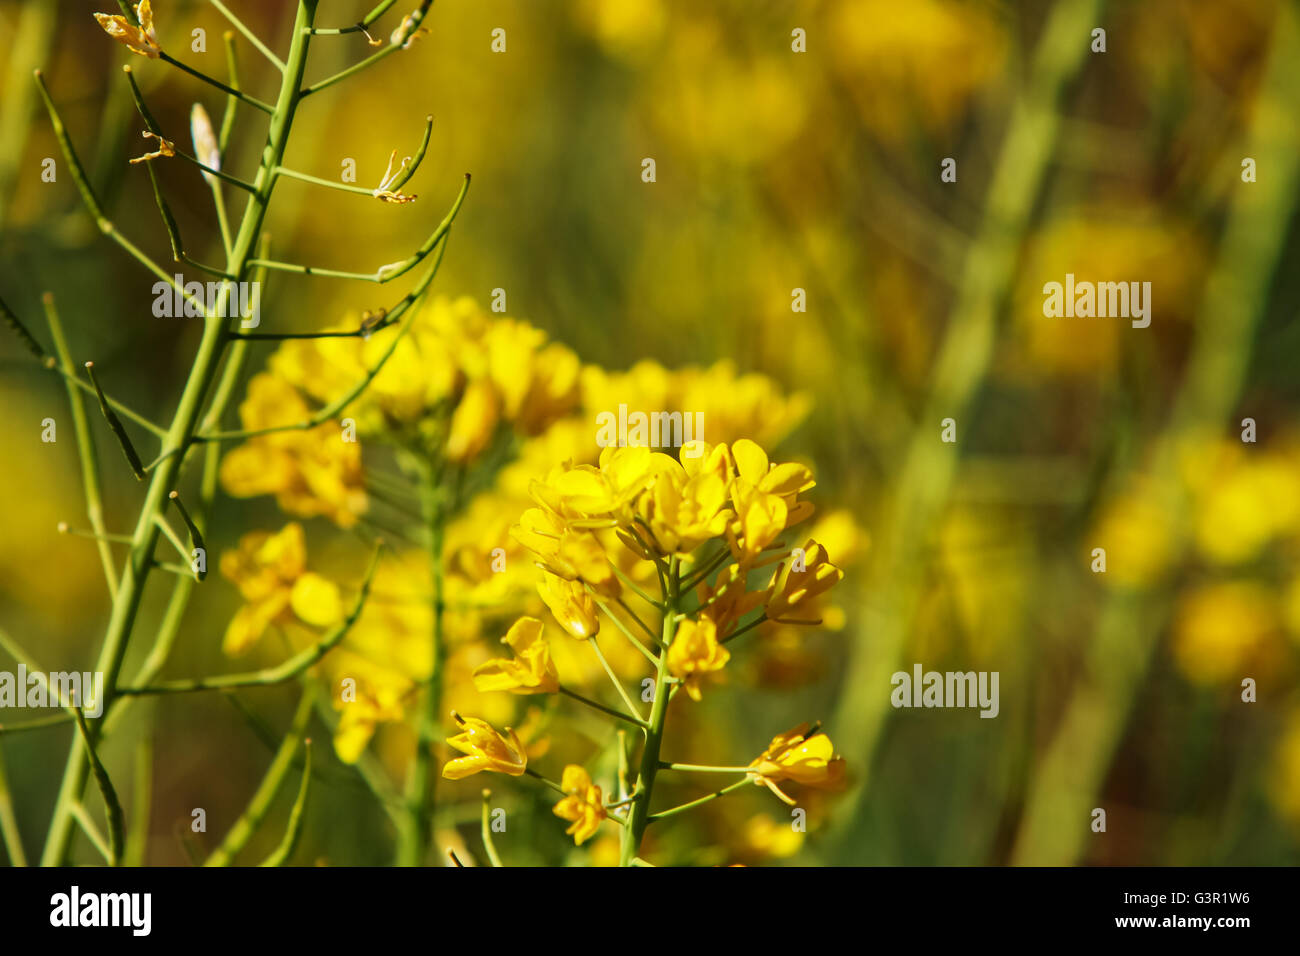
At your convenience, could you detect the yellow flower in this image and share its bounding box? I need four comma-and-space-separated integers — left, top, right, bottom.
551, 446, 674, 528
696, 563, 768, 640
220, 373, 368, 528
93, 1, 161, 58
552, 764, 608, 845
1172, 581, 1279, 685
512, 507, 621, 599
333, 675, 409, 764
472, 617, 560, 694
766, 540, 843, 623
537, 572, 600, 639
218, 522, 342, 656
643, 464, 732, 555
446, 378, 500, 463
442, 712, 527, 779
725, 440, 815, 562
747, 722, 845, 805
667, 617, 730, 701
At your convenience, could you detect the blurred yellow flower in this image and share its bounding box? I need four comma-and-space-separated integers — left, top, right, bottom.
219, 373, 367, 528
1172, 581, 1279, 685
442, 712, 527, 779
333, 674, 409, 765
446, 378, 500, 463
667, 617, 729, 702
472, 617, 559, 695
552, 764, 608, 845
219, 522, 342, 656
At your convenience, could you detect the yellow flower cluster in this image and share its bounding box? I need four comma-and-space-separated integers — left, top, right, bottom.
220, 296, 582, 526
218, 522, 341, 656
446, 437, 846, 849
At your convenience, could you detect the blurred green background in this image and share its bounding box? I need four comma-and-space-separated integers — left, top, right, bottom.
2, 0, 1299, 866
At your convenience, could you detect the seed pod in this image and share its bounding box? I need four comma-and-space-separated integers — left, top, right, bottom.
190, 103, 220, 185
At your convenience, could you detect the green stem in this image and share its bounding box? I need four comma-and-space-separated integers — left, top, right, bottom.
558, 685, 648, 729
648, 778, 749, 822
0, 747, 26, 865
39, 0, 322, 866
480, 789, 502, 867
619, 557, 679, 866
203, 691, 313, 866
44, 293, 118, 597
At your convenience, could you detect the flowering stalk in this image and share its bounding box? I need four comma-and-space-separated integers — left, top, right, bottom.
619, 557, 677, 866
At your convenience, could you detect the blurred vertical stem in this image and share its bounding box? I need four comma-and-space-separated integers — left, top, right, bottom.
397, 458, 448, 865
828, 0, 1106, 861
0, 747, 26, 866
620, 557, 678, 866
0, 0, 55, 222
40, 0, 322, 866
44, 293, 118, 597
1012, 2, 1300, 865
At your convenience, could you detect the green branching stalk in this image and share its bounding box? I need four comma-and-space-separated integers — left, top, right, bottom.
31, 0, 468, 866
259, 742, 312, 867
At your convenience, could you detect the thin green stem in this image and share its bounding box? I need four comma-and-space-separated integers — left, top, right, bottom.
592, 595, 660, 666
0, 747, 26, 865
245, 173, 468, 283
159, 51, 274, 113
558, 685, 648, 729
480, 789, 502, 867
587, 635, 642, 719
619, 557, 679, 865
44, 293, 118, 597
118, 544, 381, 695
204, 691, 313, 866
259, 742, 311, 866
648, 778, 750, 822
210, 0, 286, 71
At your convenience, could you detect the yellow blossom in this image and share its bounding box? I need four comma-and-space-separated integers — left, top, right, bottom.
446, 378, 500, 463
643, 464, 732, 555
218, 522, 342, 656
552, 764, 608, 845
472, 617, 560, 694
93, 1, 160, 58
219, 373, 368, 528
333, 674, 409, 764
747, 722, 845, 805
766, 540, 843, 623
667, 617, 730, 701
696, 562, 768, 639
442, 712, 527, 779
537, 572, 600, 639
